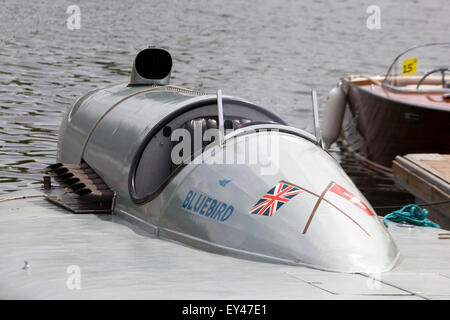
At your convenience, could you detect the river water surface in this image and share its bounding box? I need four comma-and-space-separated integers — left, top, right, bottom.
1, 0, 449, 210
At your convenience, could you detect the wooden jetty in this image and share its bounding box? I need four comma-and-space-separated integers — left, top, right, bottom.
392, 153, 450, 229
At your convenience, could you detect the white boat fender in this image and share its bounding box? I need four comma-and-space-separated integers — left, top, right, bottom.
321, 83, 347, 149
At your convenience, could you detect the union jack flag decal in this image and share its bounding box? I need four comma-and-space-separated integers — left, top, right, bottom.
249, 182, 303, 216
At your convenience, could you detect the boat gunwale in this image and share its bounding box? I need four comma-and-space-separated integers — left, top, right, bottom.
342, 77, 450, 112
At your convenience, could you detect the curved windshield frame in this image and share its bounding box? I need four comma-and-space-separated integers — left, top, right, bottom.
224, 123, 319, 146
382, 42, 450, 93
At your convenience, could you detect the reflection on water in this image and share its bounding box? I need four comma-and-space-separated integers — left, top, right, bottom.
0, 0, 448, 210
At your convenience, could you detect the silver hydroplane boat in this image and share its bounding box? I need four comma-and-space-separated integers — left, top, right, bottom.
42, 47, 399, 274
3, 48, 450, 299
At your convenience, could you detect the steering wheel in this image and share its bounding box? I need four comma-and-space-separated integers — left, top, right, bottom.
416, 67, 450, 89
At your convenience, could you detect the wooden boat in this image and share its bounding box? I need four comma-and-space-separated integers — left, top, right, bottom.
322, 42, 450, 175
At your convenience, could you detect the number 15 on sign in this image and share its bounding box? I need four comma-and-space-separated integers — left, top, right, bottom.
402, 58, 418, 75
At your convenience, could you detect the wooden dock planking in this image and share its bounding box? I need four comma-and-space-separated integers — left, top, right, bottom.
392, 154, 450, 229
405, 154, 450, 184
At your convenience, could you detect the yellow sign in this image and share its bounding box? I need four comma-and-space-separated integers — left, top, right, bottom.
402, 58, 418, 75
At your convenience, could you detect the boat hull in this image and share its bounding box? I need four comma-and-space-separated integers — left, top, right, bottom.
341, 80, 450, 174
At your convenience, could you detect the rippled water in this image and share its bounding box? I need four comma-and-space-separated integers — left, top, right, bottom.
0, 0, 449, 207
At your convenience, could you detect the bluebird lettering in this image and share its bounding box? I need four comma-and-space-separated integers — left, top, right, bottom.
182, 190, 234, 222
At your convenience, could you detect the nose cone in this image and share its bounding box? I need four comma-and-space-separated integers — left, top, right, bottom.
227, 131, 401, 273
288, 182, 400, 273
170, 130, 400, 273
244, 179, 400, 273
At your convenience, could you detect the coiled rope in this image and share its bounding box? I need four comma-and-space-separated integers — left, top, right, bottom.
383, 204, 440, 228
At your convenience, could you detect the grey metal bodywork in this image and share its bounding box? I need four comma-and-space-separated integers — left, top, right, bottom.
56, 83, 400, 273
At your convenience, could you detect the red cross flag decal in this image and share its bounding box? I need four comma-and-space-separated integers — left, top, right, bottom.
290, 180, 374, 236
329, 183, 375, 217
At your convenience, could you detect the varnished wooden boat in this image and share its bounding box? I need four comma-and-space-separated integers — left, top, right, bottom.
323, 42, 450, 175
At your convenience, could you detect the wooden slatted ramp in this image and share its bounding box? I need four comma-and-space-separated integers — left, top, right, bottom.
44, 162, 113, 213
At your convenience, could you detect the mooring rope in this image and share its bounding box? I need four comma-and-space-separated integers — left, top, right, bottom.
374, 199, 450, 210
383, 204, 440, 228
0, 195, 46, 203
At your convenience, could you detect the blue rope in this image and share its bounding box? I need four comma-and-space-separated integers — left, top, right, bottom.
383, 204, 440, 228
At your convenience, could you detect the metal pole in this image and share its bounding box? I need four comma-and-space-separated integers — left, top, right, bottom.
311, 89, 324, 148
217, 89, 225, 146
